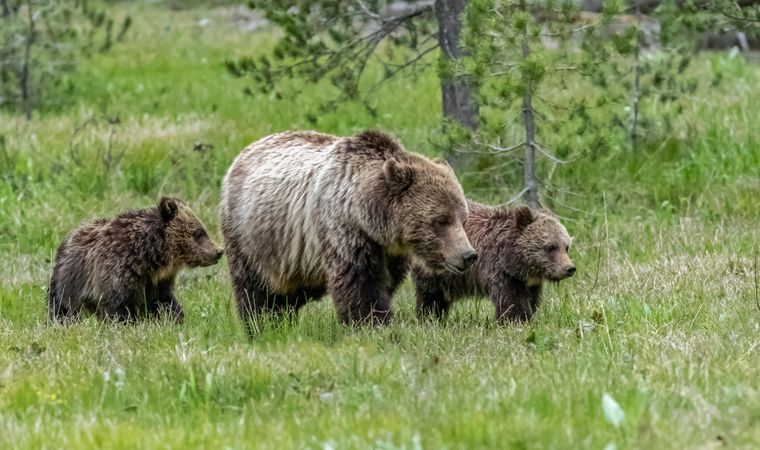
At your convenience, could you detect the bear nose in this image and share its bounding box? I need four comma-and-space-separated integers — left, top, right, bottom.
462, 251, 478, 268
215, 249, 224, 260
566, 266, 576, 276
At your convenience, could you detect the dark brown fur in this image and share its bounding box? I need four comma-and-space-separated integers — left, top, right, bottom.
48, 197, 223, 322
412, 202, 575, 322
220, 130, 476, 333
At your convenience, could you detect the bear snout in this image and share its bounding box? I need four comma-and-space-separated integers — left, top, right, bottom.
195, 246, 223, 267
462, 250, 478, 268
439, 224, 477, 275
550, 264, 575, 281
443, 248, 477, 274
209, 247, 224, 263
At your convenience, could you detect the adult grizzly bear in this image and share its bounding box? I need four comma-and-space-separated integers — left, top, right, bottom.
220, 130, 477, 330
48, 197, 224, 322
412, 203, 575, 322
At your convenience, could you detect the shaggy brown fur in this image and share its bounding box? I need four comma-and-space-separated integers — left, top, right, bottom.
48, 197, 223, 322
412, 202, 575, 322
220, 130, 476, 332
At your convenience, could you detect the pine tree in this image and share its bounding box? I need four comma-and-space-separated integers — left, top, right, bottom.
460, 0, 623, 207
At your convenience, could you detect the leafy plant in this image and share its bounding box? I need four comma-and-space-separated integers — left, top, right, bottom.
0, 0, 131, 117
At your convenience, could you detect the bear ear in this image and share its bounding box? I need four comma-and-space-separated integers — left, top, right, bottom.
432, 157, 454, 172
383, 159, 415, 194
536, 208, 558, 219
513, 205, 535, 230
159, 197, 179, 223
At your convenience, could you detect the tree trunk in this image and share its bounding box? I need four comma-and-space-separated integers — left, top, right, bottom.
435, 0, 479, 168
21, 0, 35, 119
631, 1, 641, 151
523, 86, 538, 208
0, 0, 11, 17
520, 0, 538, 208
0, 0, 10, 90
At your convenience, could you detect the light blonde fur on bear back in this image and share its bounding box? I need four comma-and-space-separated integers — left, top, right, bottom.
221, 131, 360, 291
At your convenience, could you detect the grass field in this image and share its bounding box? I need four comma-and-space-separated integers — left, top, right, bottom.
2, 2, 760, 449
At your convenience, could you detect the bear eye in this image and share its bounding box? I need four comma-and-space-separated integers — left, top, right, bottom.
193, 229, 207, 241
435, 217, 451, 227
547, 244, 558, 252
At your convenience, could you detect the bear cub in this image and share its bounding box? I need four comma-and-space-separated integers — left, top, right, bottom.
412, 203, 575, 322
48, 197, 223, 323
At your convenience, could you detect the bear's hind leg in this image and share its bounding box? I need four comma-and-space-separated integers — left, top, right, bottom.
48, 279, 74, 323
226, 244, 271, 334
282, 287, 325, 313
233, 280, 279, 337
227, 245, 304, 336
48, 272, 88, 323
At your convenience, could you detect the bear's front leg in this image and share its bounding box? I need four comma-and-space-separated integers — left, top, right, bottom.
97, 283, 142, 322
155, 279, 185, 323
327, 243, 393, 325
492, 278, 541, 323
386, 254, 409, 298
412, 272, 451, 320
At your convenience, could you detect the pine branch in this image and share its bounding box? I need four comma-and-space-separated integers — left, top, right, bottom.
353, 0, 381, 21
486, 141, 525, 153
534, 142, 570, 164
233, 2, 435, 100
501, 187, 530, 206
717, 5, 760, 23
368, 42, 439, 93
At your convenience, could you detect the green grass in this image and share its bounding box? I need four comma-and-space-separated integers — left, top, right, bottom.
2, 2, 760, 448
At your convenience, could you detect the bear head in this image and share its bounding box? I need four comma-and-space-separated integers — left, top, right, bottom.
509, 206, 575, 284
158, 197, 224, 268
383, 157, 477, 275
